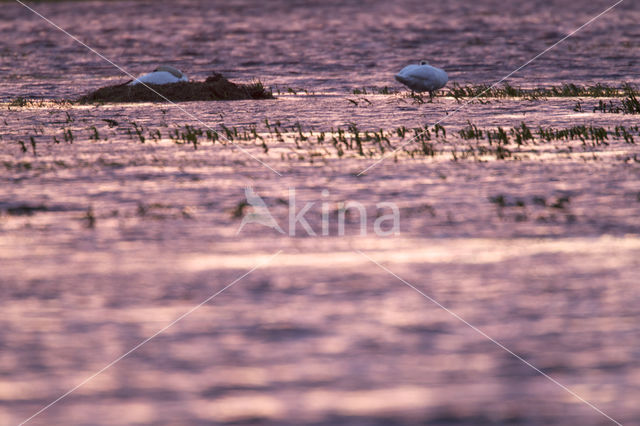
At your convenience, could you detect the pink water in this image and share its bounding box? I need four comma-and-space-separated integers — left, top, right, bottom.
1, 0, 640, 425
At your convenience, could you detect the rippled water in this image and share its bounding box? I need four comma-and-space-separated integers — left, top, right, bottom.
1, 0, 640, 425
2, 0, 640, 99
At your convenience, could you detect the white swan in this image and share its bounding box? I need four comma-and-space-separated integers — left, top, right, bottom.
395, 60, 448, 97
128, 65, 188, 86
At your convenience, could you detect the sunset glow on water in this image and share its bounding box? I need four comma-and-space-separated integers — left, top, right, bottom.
1, 0, 639, 424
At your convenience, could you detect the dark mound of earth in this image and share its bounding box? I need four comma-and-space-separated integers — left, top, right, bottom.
78, 73, 274, 103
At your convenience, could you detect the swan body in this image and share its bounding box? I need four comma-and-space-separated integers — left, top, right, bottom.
395, 60, 448, 96
128, 65, 188, 86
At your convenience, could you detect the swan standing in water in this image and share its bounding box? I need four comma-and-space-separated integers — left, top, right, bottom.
128, 65, 188, 86
395, 60, 448, 98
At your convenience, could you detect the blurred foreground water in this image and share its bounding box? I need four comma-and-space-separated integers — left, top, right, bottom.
1, 0, 640, 424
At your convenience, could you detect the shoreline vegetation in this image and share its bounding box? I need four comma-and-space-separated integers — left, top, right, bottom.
3, 117, 638, 163
349, 82, 640, 100
4, 80, 639, 162
4, 82, 640, 106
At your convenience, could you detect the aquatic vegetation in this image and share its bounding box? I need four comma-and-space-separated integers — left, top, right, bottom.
62, 128, 74, 143
9, 97, 28, 107
5, 97, 71, 108
537, 125, 610, 145
4, 118, 637, 163
511, 122, 534, 145
84, 206, 96, 229
351, 86, 397, 95
489, 193, 574, 223
273, 85, 312, 96
615, 126, 637, 144
459, 121, 482, 140
177, 125, 202, 149
2, 203, 48, 216
29, 136, 37, 156
102, 118, 118, 127
406, 92, 427, 104
4, 106, 639, 164
592, 93, 640, 114
131, 122, 145, 143
444, 82, 639, 101
88, 126, 100, 141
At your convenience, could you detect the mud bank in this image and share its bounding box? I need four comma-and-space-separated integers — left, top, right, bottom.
78, 72, 274, 103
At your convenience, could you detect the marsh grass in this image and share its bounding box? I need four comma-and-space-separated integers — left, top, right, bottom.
6, 97, 72, 108
7, 109, 638, 163
273, 85, 313, 96
593, 93, 640, 114
351, 86, 397, 95
489, 193, 574, 223
444, 83, 638, 101
84, 206, 96, 228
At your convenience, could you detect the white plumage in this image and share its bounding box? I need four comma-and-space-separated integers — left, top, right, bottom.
395, 60, 448, 97
128, 65, 188, 86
